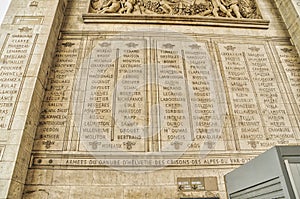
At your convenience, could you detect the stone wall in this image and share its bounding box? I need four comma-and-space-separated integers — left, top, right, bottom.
273, 0, 300, 54
0, 0, 66, 198
0, 0, 300, 198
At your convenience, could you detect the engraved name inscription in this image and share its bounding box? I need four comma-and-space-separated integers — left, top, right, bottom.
32, 34, 300, 168
78, 39, 147, 152
33, 40, 80, 150
0, 33, 37, 129
32, 156, 253, 167
217, 43, 297, 150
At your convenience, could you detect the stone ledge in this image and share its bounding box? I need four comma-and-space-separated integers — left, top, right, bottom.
29, 152, 261, 169
82, 14, 270, 29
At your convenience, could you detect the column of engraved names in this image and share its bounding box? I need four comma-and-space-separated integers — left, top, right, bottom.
79, 41, 116, 151
0, 33, 37, 129
275, 45, 300, 140
156, 41, 192, 151
217, 44, 263, 150
113, 41, 147, 151
184, 42, 225, 151
245, 45, 296, 146
34, 40, 80, 150
276, 46, 300, 110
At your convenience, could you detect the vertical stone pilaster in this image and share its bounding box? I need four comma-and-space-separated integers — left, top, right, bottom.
274, 0, 300, 54
0, 0, 67, 198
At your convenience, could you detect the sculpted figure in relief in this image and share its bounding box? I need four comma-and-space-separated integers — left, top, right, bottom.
195, 0, 213, 16
221, 0, 241, 18
90, 0, 261, 19
91, 0, 103, 11
181, 0, 213, 16
158, 0, 174, 14
119, 0, 137, 13
238, 0, 261, 19
211, 0, 233, 17
98, 0, 121, 13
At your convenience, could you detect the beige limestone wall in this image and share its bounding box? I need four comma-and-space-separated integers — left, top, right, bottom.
61, 0, 289, 37
273, 0, 300, 54
22, 1, 300, 199
0, 0, 67, 198
0, 0, 299, 198
24, 168, 233, 198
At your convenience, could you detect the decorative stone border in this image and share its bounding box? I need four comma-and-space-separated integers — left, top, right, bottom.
82, 14, 270, 29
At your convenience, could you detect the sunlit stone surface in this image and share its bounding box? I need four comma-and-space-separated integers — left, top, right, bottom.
0, 0, 299, 198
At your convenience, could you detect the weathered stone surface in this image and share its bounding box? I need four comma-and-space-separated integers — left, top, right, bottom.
274, 0, 300, 53
0, 0, 300, 198
89, 0, 262, 19
0, 0, 67, 197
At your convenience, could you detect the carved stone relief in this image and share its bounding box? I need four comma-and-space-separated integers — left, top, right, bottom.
89, 0, 262, 19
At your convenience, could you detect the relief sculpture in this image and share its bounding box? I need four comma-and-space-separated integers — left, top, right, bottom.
90, 0, 261, 18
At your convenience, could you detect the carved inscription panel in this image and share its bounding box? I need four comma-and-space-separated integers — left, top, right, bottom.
216, 42, 297, 150
155, 40, 225, 152
274, 45, 300, 113
32, 33, 300, 163
0, 33, 38, 130
71, 37, 225, 153
273, 44, 300, 141
78, 39, 148, 152
33, 40, 81, 151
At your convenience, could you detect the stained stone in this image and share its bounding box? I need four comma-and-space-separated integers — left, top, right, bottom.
0, 0, 300, 198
